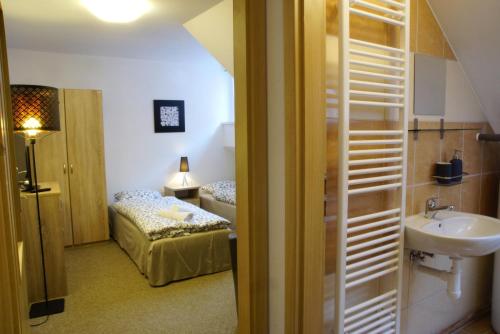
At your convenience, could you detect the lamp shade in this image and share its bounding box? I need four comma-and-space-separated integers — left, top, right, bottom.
11, 85, 60, 139
179, 156, 189, 172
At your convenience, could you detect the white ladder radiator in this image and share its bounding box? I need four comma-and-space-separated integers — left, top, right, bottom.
335, 0, 410, 333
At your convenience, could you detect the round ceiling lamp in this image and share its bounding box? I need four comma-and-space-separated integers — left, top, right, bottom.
80, 0, 153, 23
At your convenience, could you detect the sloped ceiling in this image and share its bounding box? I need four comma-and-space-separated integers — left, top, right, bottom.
3, 0, 221, 61
183, 0, 233, 75
428, 0, 500, 133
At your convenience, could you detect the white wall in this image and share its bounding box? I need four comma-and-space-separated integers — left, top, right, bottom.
184, 0, 234, 75
444, 60, 485, 122
7, 48, 235, 202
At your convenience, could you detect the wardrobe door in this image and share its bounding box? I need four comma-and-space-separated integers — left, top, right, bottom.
35, 90, 74, 246
64, 89, 108, 244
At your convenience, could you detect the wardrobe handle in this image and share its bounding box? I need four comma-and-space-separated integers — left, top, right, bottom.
63, 164, 67, 174
70, 164, 74, 174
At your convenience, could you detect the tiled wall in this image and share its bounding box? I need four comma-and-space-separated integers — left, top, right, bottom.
407, 121, 500, 219
401, 120, 500, 333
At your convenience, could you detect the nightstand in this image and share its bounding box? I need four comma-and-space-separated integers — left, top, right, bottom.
164, 184, 201, 207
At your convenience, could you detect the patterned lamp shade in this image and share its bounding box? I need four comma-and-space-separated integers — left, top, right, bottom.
179, 156, 189, 173
11, 85, 60, 138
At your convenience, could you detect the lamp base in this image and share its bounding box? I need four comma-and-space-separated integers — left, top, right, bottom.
182, 173, 189, 187
29, 298, 65, 319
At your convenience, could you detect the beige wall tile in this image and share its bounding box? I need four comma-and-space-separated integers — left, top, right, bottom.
480, 123, 500, 173
416, 0, 444, 58
461, 255, 494, 305
410, 0, 418, 52
406, 186, 414, 217
438, 185, 462, 211
413, 184, 438, 214
482, 141, 500, 173
463, 129, 483, 175
348, 192, 386, 218
414, 131, 441, 184
406, 289, 470, 334
442, 121, 463, 130
480, 173, 499, 217
407, 135, 415, 186
461, 176, 481, 214
418, 120, 441, 130
407, 256, 447, 306
345, 280, 380, 310
441, 128, 463, 161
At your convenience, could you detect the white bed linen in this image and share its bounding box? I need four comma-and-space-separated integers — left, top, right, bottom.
112, 196, 230, 240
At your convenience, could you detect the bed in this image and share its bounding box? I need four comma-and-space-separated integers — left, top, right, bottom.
110, 191, 232, 286
200, 181, 236, 229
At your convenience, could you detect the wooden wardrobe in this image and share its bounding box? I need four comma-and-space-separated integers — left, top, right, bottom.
36, 89, 109, 246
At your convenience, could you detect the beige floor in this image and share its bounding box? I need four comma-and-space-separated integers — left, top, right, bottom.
458, 315, 496, 334
30, 241, 237, 334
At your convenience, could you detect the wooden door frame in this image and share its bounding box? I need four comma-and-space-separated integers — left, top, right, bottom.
234, 0, 269, 333
284, 0, 326, 333
0, 3, 28, 333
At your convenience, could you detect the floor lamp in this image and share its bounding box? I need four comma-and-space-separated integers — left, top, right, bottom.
11, 85, 65, 318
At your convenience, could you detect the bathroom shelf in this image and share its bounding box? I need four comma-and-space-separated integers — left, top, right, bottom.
432, 173, 469, 186
433, 180, 463, 187
409, 118, 482, 140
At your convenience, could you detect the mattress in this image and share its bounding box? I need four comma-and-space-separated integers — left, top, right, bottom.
109, 207, 232, 286
200, 190, 236, 229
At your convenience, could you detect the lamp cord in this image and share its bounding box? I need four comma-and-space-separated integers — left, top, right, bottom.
31, 139, 50, 323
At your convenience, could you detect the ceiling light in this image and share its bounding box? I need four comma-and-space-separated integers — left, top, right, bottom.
80, 0, 153, 23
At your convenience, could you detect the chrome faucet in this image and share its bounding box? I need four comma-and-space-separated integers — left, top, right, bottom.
425, 197, 455, 219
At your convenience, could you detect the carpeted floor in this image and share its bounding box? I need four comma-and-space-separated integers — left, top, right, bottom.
30, 241, 238, 334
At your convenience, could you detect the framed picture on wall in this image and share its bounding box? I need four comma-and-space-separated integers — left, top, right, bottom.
153, 100, 185, 133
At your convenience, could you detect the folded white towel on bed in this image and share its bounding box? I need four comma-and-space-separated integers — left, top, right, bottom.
158, 209, 193, 222
168, 204, 190, 212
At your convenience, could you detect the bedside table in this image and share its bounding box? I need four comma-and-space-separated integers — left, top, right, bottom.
164, 184, 201, 207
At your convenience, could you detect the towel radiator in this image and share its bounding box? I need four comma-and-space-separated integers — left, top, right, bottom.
335, 0, 410, 333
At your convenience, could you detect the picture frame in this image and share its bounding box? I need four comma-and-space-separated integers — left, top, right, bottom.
153, 100, 185, 133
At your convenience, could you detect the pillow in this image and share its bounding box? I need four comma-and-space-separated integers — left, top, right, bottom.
114, 190, 162, 202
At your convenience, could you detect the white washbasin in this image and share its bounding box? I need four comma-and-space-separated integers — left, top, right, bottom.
405, 211, 500, 257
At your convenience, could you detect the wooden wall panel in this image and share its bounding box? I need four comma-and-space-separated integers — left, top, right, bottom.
234, 0, 269, 332
0, 3, 28, 332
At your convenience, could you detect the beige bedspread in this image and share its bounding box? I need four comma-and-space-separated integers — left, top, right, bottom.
110, 207, 231, 286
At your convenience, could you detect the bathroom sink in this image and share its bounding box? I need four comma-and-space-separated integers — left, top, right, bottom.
405, 211, 500, 257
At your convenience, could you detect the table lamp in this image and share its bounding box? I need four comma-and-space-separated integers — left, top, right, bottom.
179, 156, 189, 186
